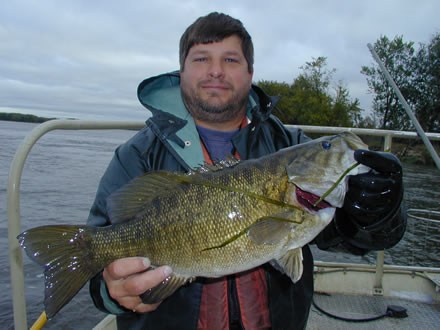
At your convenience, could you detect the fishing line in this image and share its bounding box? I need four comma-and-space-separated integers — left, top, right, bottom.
313, 162, 361, 207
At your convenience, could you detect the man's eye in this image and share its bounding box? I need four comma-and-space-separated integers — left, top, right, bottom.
194, 58, 207, 62
225, 58, 238, 63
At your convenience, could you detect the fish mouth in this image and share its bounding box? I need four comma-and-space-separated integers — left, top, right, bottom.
295, 186, 332, 212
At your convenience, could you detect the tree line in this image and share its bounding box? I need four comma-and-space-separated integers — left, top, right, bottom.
258, 32, 440, 133
0, 112, 54, 123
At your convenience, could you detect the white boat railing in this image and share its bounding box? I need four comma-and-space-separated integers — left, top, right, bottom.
7, 120, 440, 330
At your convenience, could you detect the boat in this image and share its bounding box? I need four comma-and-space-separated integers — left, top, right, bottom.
7, 120, 440, 329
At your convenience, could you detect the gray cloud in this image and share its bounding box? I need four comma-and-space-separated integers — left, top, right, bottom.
1, 0, 439, 120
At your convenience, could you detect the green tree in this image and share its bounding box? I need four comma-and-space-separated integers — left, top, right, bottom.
362, 33, 440, 132
289, 73, 334, 126
256, 80, 294, 123
411, 33, 440, 132
332, 83, 362, 127
257, 57, 362, 127
361, 35, 416, 130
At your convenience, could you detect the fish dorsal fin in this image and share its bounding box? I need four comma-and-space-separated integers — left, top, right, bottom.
247, 212, 304, 245
274, 248, 304, 283
139, 271, 194, 304
106, 171, 191, 224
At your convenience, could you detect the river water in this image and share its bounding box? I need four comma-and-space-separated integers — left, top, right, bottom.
1, 120, 439, 329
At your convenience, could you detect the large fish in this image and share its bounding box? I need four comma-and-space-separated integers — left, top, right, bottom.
18, 132, 369, 318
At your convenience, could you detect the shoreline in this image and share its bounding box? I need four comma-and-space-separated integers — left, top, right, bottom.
0, 112, 55, 123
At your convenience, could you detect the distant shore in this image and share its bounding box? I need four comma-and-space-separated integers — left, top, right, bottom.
0, 112, 55, 123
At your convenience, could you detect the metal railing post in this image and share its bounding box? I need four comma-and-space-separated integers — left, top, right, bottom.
384, 134, 392, 152
373, 251, 385, 295
373, 134, 393, 295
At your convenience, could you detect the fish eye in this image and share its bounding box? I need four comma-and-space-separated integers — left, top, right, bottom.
321, 141, 331, 150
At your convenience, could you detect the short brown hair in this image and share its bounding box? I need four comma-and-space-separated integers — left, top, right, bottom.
179, 12, 254, 73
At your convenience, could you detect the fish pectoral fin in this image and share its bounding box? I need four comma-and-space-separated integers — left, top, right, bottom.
139, 272, 194, 304
274, 248, 304, 283
247, 214, 297, 245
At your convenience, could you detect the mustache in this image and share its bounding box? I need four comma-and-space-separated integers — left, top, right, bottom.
197, 79, 233, 89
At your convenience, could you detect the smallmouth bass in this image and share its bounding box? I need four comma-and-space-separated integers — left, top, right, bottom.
18, 132, 369, 318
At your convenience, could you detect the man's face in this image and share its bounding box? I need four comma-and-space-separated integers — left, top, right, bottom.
180, 35, 253, 126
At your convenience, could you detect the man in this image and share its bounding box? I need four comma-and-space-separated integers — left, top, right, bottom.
88, 12, 406, 329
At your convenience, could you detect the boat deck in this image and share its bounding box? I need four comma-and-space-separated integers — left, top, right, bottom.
307, 292, 440, 329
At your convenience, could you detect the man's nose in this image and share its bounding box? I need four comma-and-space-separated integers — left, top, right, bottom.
208, 59, 225, 78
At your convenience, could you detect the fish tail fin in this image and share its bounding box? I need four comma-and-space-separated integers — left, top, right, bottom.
18, 225, 100, 319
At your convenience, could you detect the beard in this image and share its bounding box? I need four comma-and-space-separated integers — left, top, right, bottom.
181, 80, 250, 124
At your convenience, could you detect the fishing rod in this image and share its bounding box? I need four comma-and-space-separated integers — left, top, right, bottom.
367, 43, 440, 170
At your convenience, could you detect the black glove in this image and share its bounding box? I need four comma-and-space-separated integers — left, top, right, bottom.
333, 149, 406, 251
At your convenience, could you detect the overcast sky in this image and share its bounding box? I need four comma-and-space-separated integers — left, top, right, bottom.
1, 0, 439, 121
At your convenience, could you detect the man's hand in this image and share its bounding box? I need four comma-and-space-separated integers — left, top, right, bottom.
103, 257, 172, 313
343, 149, 403, 227
333, 149, 406, 251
